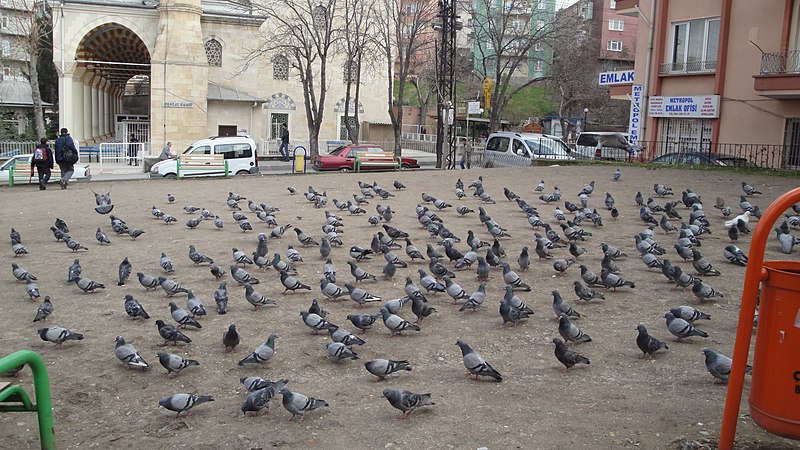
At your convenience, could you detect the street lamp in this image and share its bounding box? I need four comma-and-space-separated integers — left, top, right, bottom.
583, 108, 589, 132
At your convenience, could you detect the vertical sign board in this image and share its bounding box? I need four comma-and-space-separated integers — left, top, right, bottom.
628, 84, 642, 145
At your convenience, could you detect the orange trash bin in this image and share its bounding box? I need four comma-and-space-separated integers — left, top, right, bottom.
749, 260, 800, 439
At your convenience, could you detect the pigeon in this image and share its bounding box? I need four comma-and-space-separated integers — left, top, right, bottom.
364, 359, 412, 380
573, 281, 604, 301
158, 277, 188, 296
326, 342, 359, 362
114, 336, 149, 370
664, 312, 708, 339
635, 324, 669, 358
75, 276, 105, 293
552, 337, 590, 370
428, 257, 455, 279
158, 394, 213, 417
279, 270, 311, 293
347, 313, 381, 333
169, 302, 201, 329
155, 319, 191, 345
553, 258, 575, 276
286, 245, 303, 262
552, 290, 580, 318
49, 226, 69, 242
136, 272, 158, 291
600, 268, 635, 290
24, 282, 38, 300
692, 279, 724, 301
410, 296, 436, 323
279, 388, 329, 422
301, 311, 335, 334
328, 325, 366, 347
159, 252, 175, 273
95, 227, 111, 245
702, 348, 751, 382
443, 276, 469, 303
244, 283, 276, 309
319, 278, 347, 300
459, 282, 486, 312
663, 309, 708, 330
349, 245, 373, 260
741, 181, 762, 196
65, 239, 88, 252
54, 217, 69, 233
382, 388, 434, 419
347, 261, 377, 283
238, 334, 277, 365
33, 296, 54, 322
381, 245, 408, 268
231, 266, 259, 285
380, 306, 421, 336
166, 193, 175, 203
37, 327, 83, 346
502, 263, 531, 291
12, 263, 36, 282
241, 379, 288, 416
189, 245, 214, 265
214, 281, 229, 314
222, 324, 240, 351
124, 294, 150, 320
559, 314, 591, 344
117, 257, 132, 286
156, 351, 199, 375
231, 247, 253, 266
240, 376, 275, 392
456, 339, 502, 382
393, 180, 406, 190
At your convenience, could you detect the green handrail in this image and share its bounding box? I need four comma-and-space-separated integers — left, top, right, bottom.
0, 350, 55, 450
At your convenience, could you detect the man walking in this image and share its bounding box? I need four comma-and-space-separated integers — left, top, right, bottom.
279, 123, 290, 162
32, 137, 53, 190
54, 128, 78, 189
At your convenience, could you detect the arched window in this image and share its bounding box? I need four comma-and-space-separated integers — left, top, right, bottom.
312, 5, 327, 30
342, 61, 357, 83
205, 39, 222, 67
273, 54, 289, 80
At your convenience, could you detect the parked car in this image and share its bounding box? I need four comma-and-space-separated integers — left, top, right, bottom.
312, 144, 419, 171
574, 132, 636, 161
150, 135, 259, 178
0, 154, 91, 185
651, 152, 755, 167
483, 132, 574, 167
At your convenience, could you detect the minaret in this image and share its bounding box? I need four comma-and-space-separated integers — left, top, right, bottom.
150, 0, 209, 151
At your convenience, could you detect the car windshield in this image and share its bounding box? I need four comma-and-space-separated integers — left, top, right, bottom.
525, 138, 570, 157
329, 146, 346, 156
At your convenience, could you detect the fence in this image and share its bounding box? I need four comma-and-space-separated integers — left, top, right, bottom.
0, 141, 36, 157
639, 140, 800, 171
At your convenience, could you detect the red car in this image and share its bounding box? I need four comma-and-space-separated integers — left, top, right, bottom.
312, 144, 419, 172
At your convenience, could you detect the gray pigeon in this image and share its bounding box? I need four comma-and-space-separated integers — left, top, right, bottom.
240, 376, 274, 392
702, 348, 751, 382
124, 294, 149, 320
502, 263, 531, 291
12, 263, 35, 282
156, 351, 199, 374
158, 277, 188, 296
380, 306, 421, 336
186, 290, 206, 317
37, 327, 84, 346
456, 339, 502, 382
232, 247, 254, 266
136, 272, 158, 291
552, 290, 580, 318
188, 245, 214, 265
635, 324, 669, 358
692, 279, 724, 301
222, 324, 240, 351
25, 280, 40, 300
214, 281, 229, 314
320, 279, 347, 300
382, 388, 434, 419
301, 311, 334, 334
231, 265, 259, 284
155, 319, 191, 345
241, 379, 288, 416
279, 388, 329, 421
117, 257, 132, 286
75, 276, 105, 293
326, 342, 359, 361
443, 276, 469, 303
558, 314, 591, 343
328, 325, 366, 346
68, 259, 81, 282
244, 283, 276, 309
670, 305, 711, 322
347, 313, 381, 332
158, 393, 213, 417
664, 312, 708, 339
460, 282, 486, 312
553, 337, 590, 369
169, 301, 201, 329
364, 359, 412, 380
33, 296, 54, 322
238, 333, 277, 365
159, 252, 175, 273
279, 270, 311, 293
345, 283, 381, 306
114, 336, 149, 370
95, 227, 111, 244
573, 280, 605, 301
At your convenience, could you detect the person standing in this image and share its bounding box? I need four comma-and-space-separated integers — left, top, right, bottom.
460, 139, 472, 169
279, 123, 290, 162
54, 128, 78, 189
159, 141, 176, 161
31, 137, 54, 190
128, 133, 140, 166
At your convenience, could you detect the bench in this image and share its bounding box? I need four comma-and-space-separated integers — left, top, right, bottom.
0, 350, 56, 449
9, 163, 61, 187
81, 147, 100, 162
176, 154, 229, 178
354, 151, 401, 172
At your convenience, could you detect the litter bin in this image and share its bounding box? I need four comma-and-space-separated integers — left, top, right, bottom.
292, 146, 307, 174
749, 260, 800, 439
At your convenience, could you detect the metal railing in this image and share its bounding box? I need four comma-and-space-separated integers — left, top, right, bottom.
639, 140, 800, 171
760, 50, 800, 75
659, 60, 717, 75
0, 141, 36, 157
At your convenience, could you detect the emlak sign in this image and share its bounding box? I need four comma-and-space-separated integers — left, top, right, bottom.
598, 70, 635, 86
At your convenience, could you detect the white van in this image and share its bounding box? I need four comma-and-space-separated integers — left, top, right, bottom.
574, 132, 636, 161
484, 132, 574, 167
150, 136, 259, 177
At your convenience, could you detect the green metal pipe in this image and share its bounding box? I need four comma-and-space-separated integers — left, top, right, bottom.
0, 350, 55, 450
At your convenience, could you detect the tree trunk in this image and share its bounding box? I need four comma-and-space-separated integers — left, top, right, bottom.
27, 22, 45, 138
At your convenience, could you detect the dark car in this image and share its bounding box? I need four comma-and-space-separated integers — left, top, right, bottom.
312, 144, 419, 172
651, 152, 754, 167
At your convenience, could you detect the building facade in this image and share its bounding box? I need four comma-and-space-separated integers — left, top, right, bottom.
617, 0, 800, 168
562, 0, 637, 72
0, 0, 37, 135
52, 0, 391, 154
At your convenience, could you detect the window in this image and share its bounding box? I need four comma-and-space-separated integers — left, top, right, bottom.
608, 19, 624, 31
582, 1, 593, 19
270, 113, 288, 139
313, 5, 327, 30
533, 42, 543, 51
189, 145, 211, 155
204, 39, 222, 67
2, 66, 9, 77
485, 136, 509, 152
784, 118, 800, 167
1, 40, 9, 57
273, 54, 289, 80
343, 61, 357, 83
217, 143, 253, 160
537, 0, 545, 9
658, 118, 713, 152
1, 15, 8, 29
607, 40, 623, 52
405, 2, 417, 15
669, 17, 719, 73
609, 0, 616, 9
533, 60, 543, 71
536, 20, 545, 30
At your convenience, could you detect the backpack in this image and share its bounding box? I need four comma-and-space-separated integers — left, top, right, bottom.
33, 147, 47, 162
64, 148, 79, 164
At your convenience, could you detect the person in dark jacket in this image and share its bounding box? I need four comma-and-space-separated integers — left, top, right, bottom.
54, 127, 77, 189
279, 123, 289, 162
31, 137, 54, 190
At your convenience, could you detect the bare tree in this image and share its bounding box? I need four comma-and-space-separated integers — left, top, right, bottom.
237, 0, 339, 157
470, 0, 578, 130
7, 0, 49, 138
373, 0, 437, 154
340, 0, 375, 143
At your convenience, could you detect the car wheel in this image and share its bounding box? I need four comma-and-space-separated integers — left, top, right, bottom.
235, 170, 250, 176
401, 164, 411, 170
163, 173, 177, 179
339, 167, 351, 172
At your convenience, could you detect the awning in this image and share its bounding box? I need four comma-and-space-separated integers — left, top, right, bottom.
0, 81, 53, 107
207, 82, 265, 102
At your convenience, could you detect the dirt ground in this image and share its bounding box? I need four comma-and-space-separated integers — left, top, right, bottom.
1, 165, 799, 450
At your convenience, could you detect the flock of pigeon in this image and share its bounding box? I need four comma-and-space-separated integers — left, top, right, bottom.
5, 170, 800, 428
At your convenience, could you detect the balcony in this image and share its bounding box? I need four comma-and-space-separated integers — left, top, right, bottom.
614, 0, 640, 16
754, 50, 800, 99
659, 60, 717, 76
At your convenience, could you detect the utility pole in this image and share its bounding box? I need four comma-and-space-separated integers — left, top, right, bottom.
434, 0, 459, 169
